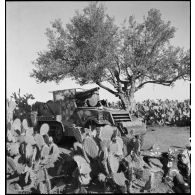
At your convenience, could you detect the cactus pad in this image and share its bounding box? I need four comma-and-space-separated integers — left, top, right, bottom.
79, 173, 91, 185
17, 135, 25, 143
41, 145, 50, 159
26, 144, 34, 159
40, 123, 49, 136
113, 172, 127, 186
12, 118, 21, 131
109, 141, 118, 155
7, 156, 17, 173
49, 143, 60, 162
116, 137, 124, 148
8, 142, 19, 156
100, 139, 111, 150
37, 169, 46, 182
15, 161, 25, 174
98, 173, 106, 182
26, 127, 34, 136
108, 154, 119, 173
25, 135, 36, 145
108, 137, 124, 156
22, 119, 28, 130
72, 127, 83, 143
73, 155, 91, 175
7, 130, 16, 142
34, 134, 45, 150
83, 137, 99, 159
99, 125, 116, 141
99, 125, 115, 140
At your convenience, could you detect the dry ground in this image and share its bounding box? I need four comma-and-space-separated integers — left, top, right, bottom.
143, 125, 190, 152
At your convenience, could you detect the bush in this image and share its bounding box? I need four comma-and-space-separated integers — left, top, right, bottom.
133, 99, 190, 126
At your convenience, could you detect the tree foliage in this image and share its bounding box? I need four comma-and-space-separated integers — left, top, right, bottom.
11, 89, 35, 120
31, 2, 190, 110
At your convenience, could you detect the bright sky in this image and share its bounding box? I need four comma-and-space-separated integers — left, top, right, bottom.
6, 1, 190, 102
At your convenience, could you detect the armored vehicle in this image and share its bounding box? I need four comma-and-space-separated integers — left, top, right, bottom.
31, 87, 146, 144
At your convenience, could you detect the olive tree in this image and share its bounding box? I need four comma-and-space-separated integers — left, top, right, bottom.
31, 2, 190, 111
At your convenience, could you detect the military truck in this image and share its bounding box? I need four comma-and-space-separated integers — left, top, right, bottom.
31, 87, 146, 144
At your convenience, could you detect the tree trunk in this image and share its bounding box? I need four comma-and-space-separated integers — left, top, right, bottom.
119, 92, 135, 112
118, 82, 136, 112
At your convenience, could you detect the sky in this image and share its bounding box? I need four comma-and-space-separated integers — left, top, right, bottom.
6, 1, 190, 102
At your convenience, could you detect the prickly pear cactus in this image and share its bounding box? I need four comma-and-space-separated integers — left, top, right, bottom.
22, 119, 28, 130
100, 139, 111, 151
24, 135, 36, 145
41, 144, 50, 163
98, 173, 106, 182
73, 155, 91, 175
36, 168, 51, 193
7, 131, 16, 143
72, 126, 83, 143
112, 172, 127, 187
99, 125, 117, 141
8, 142, 20, 156
116, 137, 124, 156
79, 173, 91, 185
12, 118, 21, 132
7, 156, 17, 174
15, 161, 25, 175
83, 137, 99, 159
48, 142, 60, 165
40, 123, 49, 136
25, 144, 34, 159
108, 154, 119, 173
109, 141, 119, 155
73, 155, 92, 185
25, 127, 34, 136
34, 134, 45, 150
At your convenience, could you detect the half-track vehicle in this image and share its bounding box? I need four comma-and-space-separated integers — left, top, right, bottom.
31, 87, 146, 144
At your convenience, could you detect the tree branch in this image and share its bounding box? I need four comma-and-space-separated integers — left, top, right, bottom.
106, 68, 118, 88
96, 82, 118, 95
114, 55, 121, 75
114, 69, 130, 85
134, 71, 143, 80
136, 74, 184, 90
